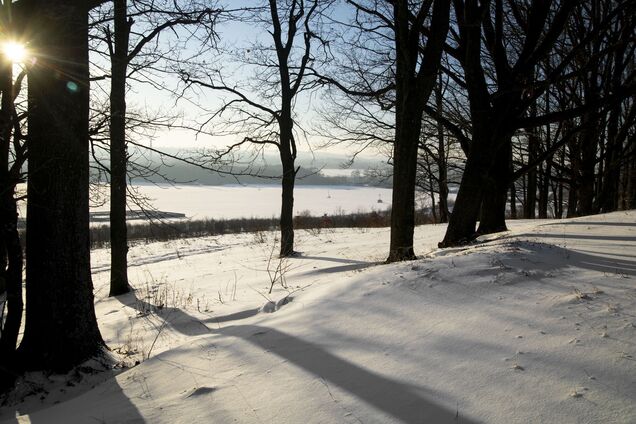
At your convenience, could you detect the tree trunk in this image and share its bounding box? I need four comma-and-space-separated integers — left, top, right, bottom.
388, 0, 449, 260
279, 144, 296, 257
477, 138, 511, 234
387, 104, 420, 262
577, 119, 598, 216
599, 106, 621, 212
439, 140, 489, 246
538, 162, 550, 218
426, 158, 438, 222
627, 154, 636, 209
0, 244, 5, 295
19, 1, 103, 372
0, 1, 23, 372
556, 179, 563, 219
435, 76, 449, 223
109, 0, 131, 296
510, 183, 517, 219
0, 25, 10, 298
567, 183, 578, 218
567, 135, 580, 217
524, 128, 538, 219
0, 191, 22, 357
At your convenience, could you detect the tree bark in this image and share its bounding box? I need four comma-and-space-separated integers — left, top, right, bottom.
510, 183, 517, 219
0, 193, 22, 358
109, 0, 131, 296
577, 114, 599, 216
627, 153, 636, 209
19, 0, 104, 372
439, 139, 489, 246
279, 146, 296, 257
435, 75, 449, 223
524, 128, 538, 218
388, 110, 420, 261
387, 0, 449, 261
477, 138, 511, 234
0, 0, 23, 368
538, 163, 550, 218
0, 20, 10, 298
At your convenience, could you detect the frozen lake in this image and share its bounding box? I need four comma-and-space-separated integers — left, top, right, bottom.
93, 184, 395, 220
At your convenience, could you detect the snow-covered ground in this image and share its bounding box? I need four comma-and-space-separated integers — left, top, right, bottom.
2, 211, 635, 423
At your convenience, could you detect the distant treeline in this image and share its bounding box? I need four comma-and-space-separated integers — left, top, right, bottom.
89, 150, 393, 187
124, 161, 392, 187
86, 208, 436, 248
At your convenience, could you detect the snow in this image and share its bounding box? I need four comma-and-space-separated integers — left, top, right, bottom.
95, 184, 395, 220
2, 211, 635, 423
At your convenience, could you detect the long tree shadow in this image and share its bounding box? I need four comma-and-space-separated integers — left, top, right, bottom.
507, 241, 636, 276
115, 292, 476, 423
297, 255, 375, 265
218, 324, 475, 424
295, 255, 379, 276
0, 367, 145, 424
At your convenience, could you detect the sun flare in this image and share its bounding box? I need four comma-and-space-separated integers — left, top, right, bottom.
2, 41, 26, 64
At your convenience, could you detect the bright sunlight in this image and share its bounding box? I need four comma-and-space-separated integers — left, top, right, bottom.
2, 41, 26, 63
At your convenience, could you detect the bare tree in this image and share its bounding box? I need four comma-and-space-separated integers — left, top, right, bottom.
18, 0, 104, 372
87, 1, 219, 296
438, 0, 635, 246
314, 0, 450, 261
181, 0, 330, 257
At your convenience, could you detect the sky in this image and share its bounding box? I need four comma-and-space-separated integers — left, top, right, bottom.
95, 0, 380, 160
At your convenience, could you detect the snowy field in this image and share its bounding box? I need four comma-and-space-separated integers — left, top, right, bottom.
2, 211, 635, 423
93, 184, 396, 220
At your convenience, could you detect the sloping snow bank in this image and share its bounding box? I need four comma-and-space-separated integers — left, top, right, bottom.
2, 212, 635, 423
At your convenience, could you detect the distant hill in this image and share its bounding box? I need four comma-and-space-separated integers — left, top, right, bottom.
92, 147, 393, 187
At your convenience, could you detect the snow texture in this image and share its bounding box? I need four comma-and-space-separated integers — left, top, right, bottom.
1, 211, 635, 423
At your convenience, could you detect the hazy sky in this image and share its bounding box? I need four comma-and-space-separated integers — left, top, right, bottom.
106, 1, 384, 160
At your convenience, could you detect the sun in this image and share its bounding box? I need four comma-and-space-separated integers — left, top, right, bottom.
2, 41, 26, 64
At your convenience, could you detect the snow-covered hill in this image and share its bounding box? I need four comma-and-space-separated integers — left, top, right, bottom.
2, 211, 635, 423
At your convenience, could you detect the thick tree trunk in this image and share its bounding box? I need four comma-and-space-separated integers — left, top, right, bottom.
477, 139, 511, 234
439, 142, 489, 247
388, 0, 449, 260
627, 154, 636, 209
279, 145, 296, 257
19, 1, 103, 372
0, 244, 5, 294
0, 193, 22, 357
577, 123, 598, 216
577, 71, 601, 216
109, 0, 130, 296
0, 35, 10, 298
388, 117, 419, 261
0, 6, 23, 369
599, 107, 621, 213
